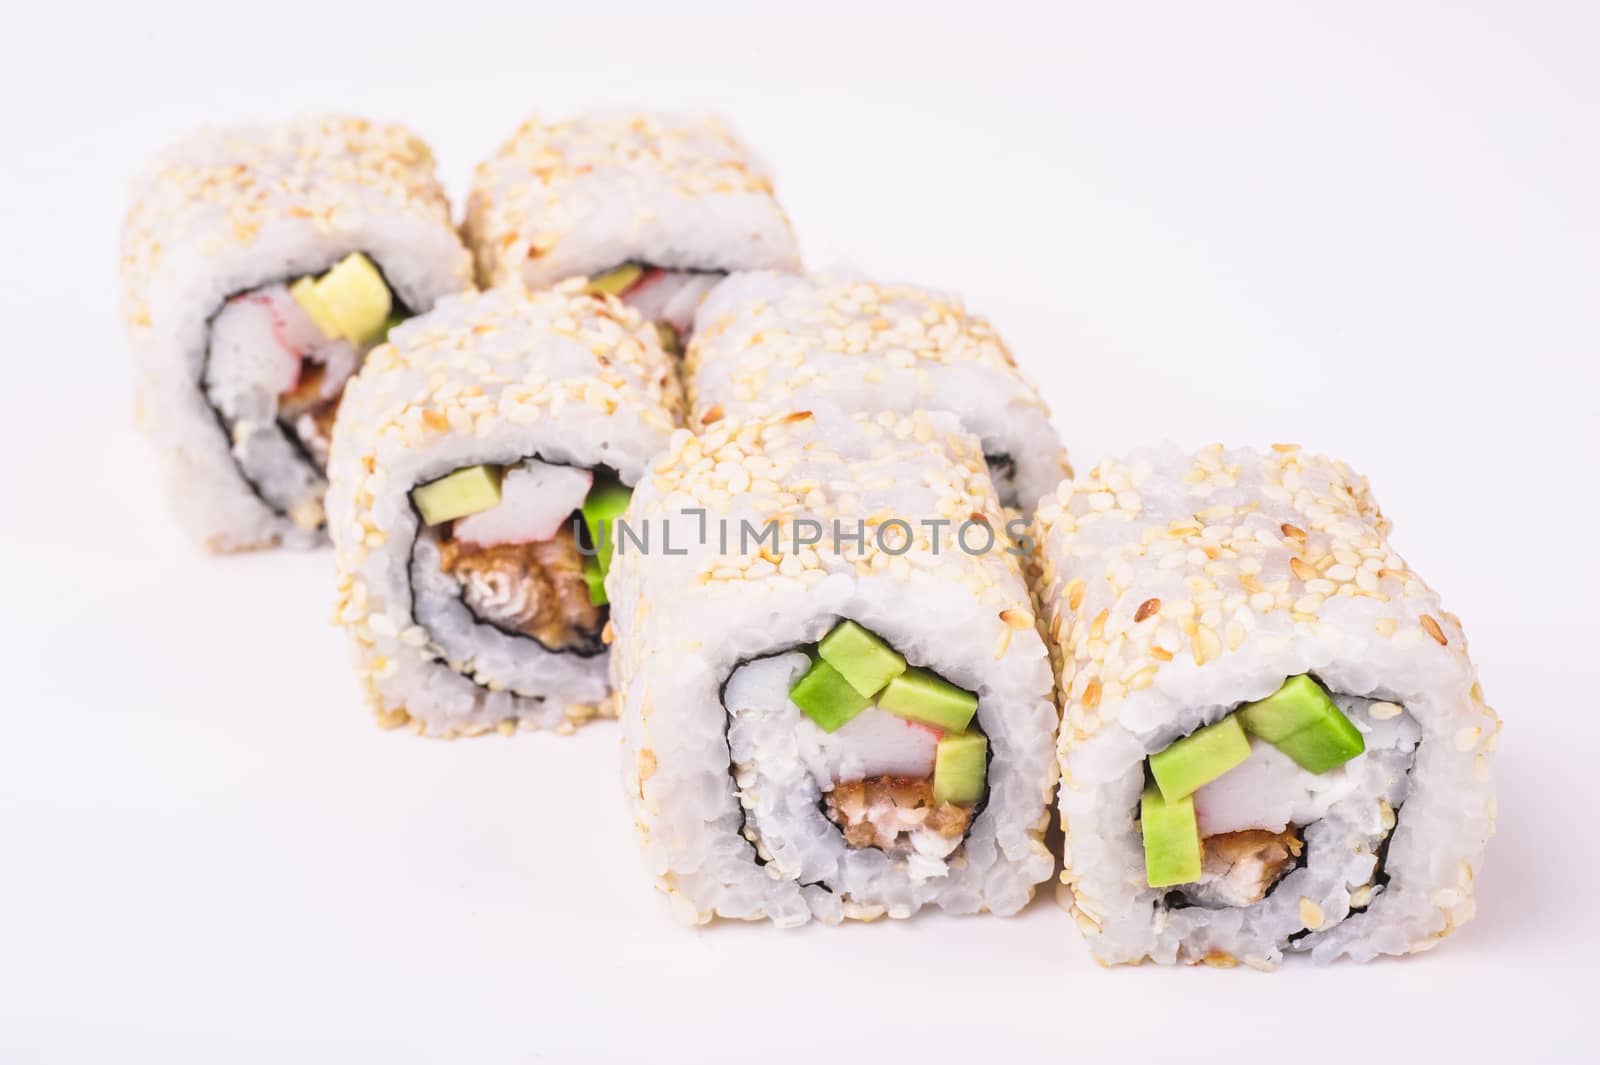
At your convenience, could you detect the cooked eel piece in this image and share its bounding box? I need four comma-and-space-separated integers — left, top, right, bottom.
824, 776, 974, 859
279, 361, 351, 468
1181, 828, 1304, 908
437, 524, 604, 653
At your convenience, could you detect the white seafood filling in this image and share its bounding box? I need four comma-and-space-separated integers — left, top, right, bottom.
1163, 695, 1421, 937
204, 283, 361, 519
725, 653, 967, 885
452, 461, 592, 548
620, 270, 721, 335
1193, 695, 1417, 837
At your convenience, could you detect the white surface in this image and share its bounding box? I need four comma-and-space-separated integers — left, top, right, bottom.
1, 1, 1595, 1061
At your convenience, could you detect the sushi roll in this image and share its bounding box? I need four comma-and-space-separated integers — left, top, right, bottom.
463, 110, 800, 353
685, 273, 1070, 511
327, 282, 681, 737
120, 116, 473, 550
611, 409, 1058, 925
1033, 445, 1498, 966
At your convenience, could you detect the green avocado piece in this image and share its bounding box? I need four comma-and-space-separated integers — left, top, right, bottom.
581, 476, 633, 578
1239, 675, 1366, 773
380, 310, 408, 342
933, 731, 987, 804
1272, 706, 1366, 773
789, 660, 871, 732
583, 555, 608, 606
878, 668, 978, 732
412, 465, 502, 526
1141, 784, 1202, 887
655, 322, 682, 356
817, 621, 906, 698
1238, 675, 1337, 742
1148, 715, 1251, 800
315, 253, 392, 344
588, 262, 644, 296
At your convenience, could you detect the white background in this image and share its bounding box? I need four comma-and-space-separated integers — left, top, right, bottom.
2, 1, 1595, 1061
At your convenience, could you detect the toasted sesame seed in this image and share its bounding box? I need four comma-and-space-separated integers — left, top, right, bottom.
1066, 578, 1086, 612
1082, 679, 1102, 710
374, 707, 411, 730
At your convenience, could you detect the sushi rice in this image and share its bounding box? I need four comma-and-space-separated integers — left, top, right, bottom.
463, 110, 800, 342
1033, 444, 1498, 966
120, 115, 472, 550
327, 282, 681, 737
611, 409, 1059, 925
686, 272, 1071, 512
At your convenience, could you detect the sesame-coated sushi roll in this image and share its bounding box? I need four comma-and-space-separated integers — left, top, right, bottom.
685, 273, 1070, 511
328, 283, 681, 737
612, 409, 1058, 925
463, 110, 799, 353
120, 116, 473, 550
1033, 445, 1498, 966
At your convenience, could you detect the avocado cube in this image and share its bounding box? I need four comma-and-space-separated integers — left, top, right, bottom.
380, 310, 408, 343
933, 731, 988, 804
1238, 675, 1337, 742
789, 660, 871, 732
655, 322, 682, 357
412, 465, 503, 526
315, 253, 392, 344
817, 621, 906, 698
583, 555, 608, 607
1148, 715, 1251, 800
1141, 785, 1202, 887
1240, 675, 1366, 773
289, 275, 341, 338
878, 668, 978, 732
588, 262, 644, 296
581, 476, 633, 579
1272, 706, 1366, 773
